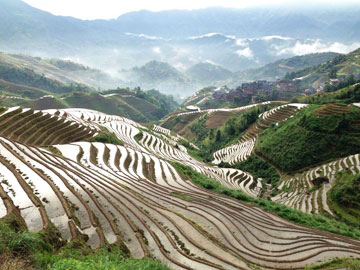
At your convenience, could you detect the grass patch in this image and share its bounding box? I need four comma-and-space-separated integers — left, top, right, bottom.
0, 217, 48, 257
38, 247, 169, 270
0, 215, 169, 270
305, 257, 360, 270
171, 162, 360, 240
134, 131, 143, 143
86, 130, 124, 145
171, 192, 202, 201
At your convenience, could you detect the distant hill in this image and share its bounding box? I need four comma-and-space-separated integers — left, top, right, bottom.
231, 52, 339, 84
0, 52, 119, 90
284, 48, 360, 90
0, 69, 178, 122
1, 0, 360, 96
130, 61, 188, 84
186, 62, 233, 85
63, 89, 178, 122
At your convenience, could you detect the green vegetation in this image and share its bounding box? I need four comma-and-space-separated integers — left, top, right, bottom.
300, 84, 360, 105
328, 172, 360, 226
256, 104, 360, 172
187, 105, 270, 162
172, 162, 360, 240
61, 89, 178, 123
305, 258, 360, 270
134, 131, 143, 143
47, 59, 90, 72
0, 215, 48, 258
284, 49, 360, 91
87, 130, 124, 145
42, 248, 169, 270
238, 52, 339, 82
0, 215, 169, 270
219, 156, 280, 187
102, 88, 178, 119
0, 63, 92, 94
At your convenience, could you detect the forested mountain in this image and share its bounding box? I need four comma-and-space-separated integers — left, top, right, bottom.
186, 62, 233, 84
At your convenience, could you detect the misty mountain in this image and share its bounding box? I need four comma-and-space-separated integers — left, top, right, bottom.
230, 52, 339, 84
130, 61, 188, 84
1, 0, 360, 96
186, 62, 233, 85
0, 52, 119, 90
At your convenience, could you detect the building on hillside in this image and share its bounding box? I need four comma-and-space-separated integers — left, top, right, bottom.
252, 95, 260, 103
276, 80, 298, 92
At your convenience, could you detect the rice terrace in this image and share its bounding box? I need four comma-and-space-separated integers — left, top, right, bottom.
0, 102, 360, 269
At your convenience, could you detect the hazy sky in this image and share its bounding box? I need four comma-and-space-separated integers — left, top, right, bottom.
22, 0, 359, 20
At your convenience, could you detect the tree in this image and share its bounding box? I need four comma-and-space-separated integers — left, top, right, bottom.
329, 68, 337, 79
215, 130, 221, 142
271, 90, 279, 100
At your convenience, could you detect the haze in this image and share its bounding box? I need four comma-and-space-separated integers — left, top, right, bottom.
22, 0, 360, 19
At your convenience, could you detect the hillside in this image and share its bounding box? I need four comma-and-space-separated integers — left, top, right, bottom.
231, 52, 339, 83
285, 48, 360, 91
64, 89, 178, 122
0, 106, 360, 270
125, 61, 199, 96
185, 62, 233, 84
131, 61, 188, 83
0, 62, 92, 94
161, 102, 286, 155
0, 52, 118, 90
299, 82, 360, 104
161, 86, 360, 229
0, 77, 178, 122
256, 103, 360, 172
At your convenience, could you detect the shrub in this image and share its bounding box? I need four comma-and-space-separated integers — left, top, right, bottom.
88, 131, 124, 145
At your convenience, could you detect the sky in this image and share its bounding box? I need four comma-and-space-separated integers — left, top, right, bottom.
22, 0, 360, 20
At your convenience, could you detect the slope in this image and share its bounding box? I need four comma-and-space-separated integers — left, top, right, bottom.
0, 68, 179, 122
0, 106, 360, 270
0, 52, 116, 90
284, 48, 360, 90
256, 103, 360, 172
232, 52, 339, 82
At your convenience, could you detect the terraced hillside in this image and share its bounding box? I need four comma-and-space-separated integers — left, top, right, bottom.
166, 100, 360, 229
271, 153, 360, 216
261, 103, 360, 221
0, 78, 178, 122
213, 103, 307, 165
0, 107, 97, 146
285, 48, 360, 91
0, 106, 360, 269
161, 101, 272, 139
